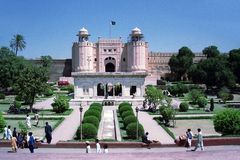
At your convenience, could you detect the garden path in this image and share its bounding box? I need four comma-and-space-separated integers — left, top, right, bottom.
33, 97, 55, 110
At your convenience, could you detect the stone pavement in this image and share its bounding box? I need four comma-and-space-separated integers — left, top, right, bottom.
0, 146, 239, 160
33, 97, 55, 110
51, 105, 89, 144
137, 111, 175, 144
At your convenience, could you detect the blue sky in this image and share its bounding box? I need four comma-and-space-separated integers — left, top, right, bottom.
0, 0, 240, 59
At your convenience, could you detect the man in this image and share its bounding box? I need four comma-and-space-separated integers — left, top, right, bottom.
26, 114, 31, 128
186, 128, 193, 148
28, 132, 35, 153
45, 122, 52, 144
34, 112, 39, 126
7, 125, 12, 140
142, 132, 152, 149
3, 125, 7, 139
192, 128, 204, 151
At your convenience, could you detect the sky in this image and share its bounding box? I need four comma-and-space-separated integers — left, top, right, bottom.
0, 0, 240, 59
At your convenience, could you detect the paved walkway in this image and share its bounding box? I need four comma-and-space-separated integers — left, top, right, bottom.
137, 111, 175, 144
33, 97, 55, 110
0, 146, 239, 160
51, 105, 89, 144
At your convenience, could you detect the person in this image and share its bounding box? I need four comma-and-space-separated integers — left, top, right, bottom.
11, 135, 17, 152
7, 125, 12, 140
12, 127, 17, 138
17, 132, 24, 149
45, 122, 52, 144
28, 132, 35, 153
185, 129, 193, 148
3, 125, 7, 139
26, 114, 31, 129
142, 132, 152, 149
86, 141, 91, 153
34, 112, 39, 126
103, 144, 108, 153
95, 139, 101, 153
192, 128, 204, 151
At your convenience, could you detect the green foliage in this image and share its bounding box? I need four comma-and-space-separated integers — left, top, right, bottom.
14, 100, 22, 109
10, 34, 26, 55
84, 109, 101, 121
202, 45, 220, 58
121, 110, 134, 119
76, 123, 97, 139
210, 98, 214, 111
119, 102, 131, 110
229, 48, 240, 83
159, 106, 175, 126
18, 121, 28, 136
123, 115, 137, 127
119, 105, 133, 116
43, 87, 54, 97
83, 116, 99, 128
179, 102, 189, 112
168, 82, 188, 97
0, 93, 5, 99
145, 85, 164, 107
126, 122, 144, 139
197, 97, 208, 108
217, 88, 234, 102
89, 103, 102, 112
60, 85, 74, 93
15, 95, 23, 101
213, 109, 240, 135
169, 46, 195, 80
187, 89, 205, 104
52, 95, 70, 113
0, 113, 6, 133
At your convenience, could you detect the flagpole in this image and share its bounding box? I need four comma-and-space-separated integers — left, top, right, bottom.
109, 21, 111, 38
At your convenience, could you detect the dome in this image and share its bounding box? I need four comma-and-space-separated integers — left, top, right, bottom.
132, 27, 142, 35
79, 27, 89, 35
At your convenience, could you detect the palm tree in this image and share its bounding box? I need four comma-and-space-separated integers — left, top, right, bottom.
10, 34, 26, 55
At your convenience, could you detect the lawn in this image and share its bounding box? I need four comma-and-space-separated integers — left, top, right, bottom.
0, 117, 64, 139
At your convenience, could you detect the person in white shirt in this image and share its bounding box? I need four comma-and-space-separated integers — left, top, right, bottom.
3, 125, 7, 139
7, 125, 12, 140
86, 141, 91, 153
103, 144, 109, 153
95, 139, 101, 153
26, 114, 31, 128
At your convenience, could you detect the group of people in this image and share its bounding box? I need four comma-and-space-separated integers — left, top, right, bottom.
184, 128, 204, 151
85, 139, 109, 153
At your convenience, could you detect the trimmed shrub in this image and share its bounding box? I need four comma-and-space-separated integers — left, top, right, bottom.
0, 93, 5, 99
15, 95, 23, 101
213, 109, 240, 135
89, 104, 102, 112
217, 87, 234, 102
188, 89, 205, 104
159, 106, 175, 126
0, 113, 6, 133
126, 122, 144, 139
76, 123, 97, 139
83, 116, 99, 128
43, 88, 54, 97
14, 100, 22, 109
18, 121, 28, 136
197, 97, 208, 108
210, 98, 214, 111
123, 115, 137, 127
119, 102, 131, 110
179, 102, 189, 112
119, 105, 133, 116
52, 95, 70, 113
121, 110, 134, 119
84, 109, 101, 121
60, 84, 74, 93
90, 103, 102, 107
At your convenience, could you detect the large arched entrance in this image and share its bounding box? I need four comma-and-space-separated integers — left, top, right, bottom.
114, 83, 122, 96
97, 83, 104, 96
105, 63, 115, 72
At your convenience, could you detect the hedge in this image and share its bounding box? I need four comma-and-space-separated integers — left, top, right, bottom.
83, 116, 99, 128
123, 115, 137, 128
76, 123, 98, 139
0, 93, 5, 100
119, 102, 131, 110
126, 122, 144, 139
121, 110, 134, 119
52, 95, 70, 113
0, 113, 6, 133
179, 102, 189, 112
84, 109, 101, 121
119, 105, 133, 116
89, 105, 102, 112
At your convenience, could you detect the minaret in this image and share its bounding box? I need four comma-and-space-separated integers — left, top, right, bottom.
72, 27, 94, 72
127, 27, 147, 72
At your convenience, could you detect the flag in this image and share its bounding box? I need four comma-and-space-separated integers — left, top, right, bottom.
111, 21, 116, 25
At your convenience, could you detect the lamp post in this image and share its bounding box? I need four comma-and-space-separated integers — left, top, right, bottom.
79, 104, 83, 141
135, 106, 139, 140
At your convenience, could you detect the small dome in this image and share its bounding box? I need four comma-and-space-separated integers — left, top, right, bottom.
132, 27, 141, 35
79, 27, 89, 35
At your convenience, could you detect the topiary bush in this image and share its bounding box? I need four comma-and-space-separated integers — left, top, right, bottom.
43, 88, 54, 97
210, 98, 214, 111
188, 89, 205, 104
18, 121, 28, 136
84, 109, 101, 121
159, 106, 175, 126
123, 115, 137, 127
0, 113, 6, 133
197, 97, 208, 108
52, 95, 70, 113
121, 110, 134, 119
213, 109, 240, 135
83, 116, 99, 128
179, 102, 189, 112
119, 102, 131, 110
14, 100, 22, 109
119, 105, 133, 116
60, 84, 74, 93
89, 104, 102, 112
126, 122, 144, 139
76, 123, 97, 139
0, 93, 5, 99
90, 103, 102, 108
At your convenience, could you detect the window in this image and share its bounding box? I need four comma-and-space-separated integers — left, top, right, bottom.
83, 88, 89, 95
108, 49, 112, 52
114, 49, 117, 52
123, 58, 126, 62
95, 58, 97, 61
104, 49, 107, 52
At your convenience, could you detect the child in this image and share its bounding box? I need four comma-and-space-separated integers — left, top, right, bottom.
86, 141, 91, 153
95, 139, 101, 153
103, 144, 108, 153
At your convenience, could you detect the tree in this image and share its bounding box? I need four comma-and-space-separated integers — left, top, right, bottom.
14, 63, 48, 112
40, 55, 53, 79
169, 47, 195, 80
145, 85, 164, 111
228, 49, 240, 83
10, 34, 26, 55
202, 45, 220, 58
